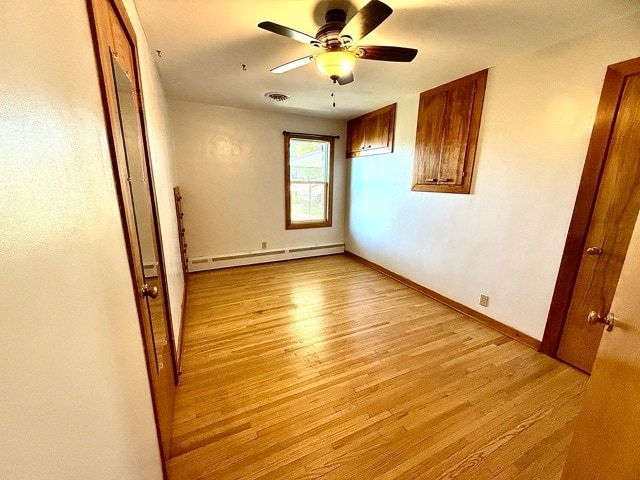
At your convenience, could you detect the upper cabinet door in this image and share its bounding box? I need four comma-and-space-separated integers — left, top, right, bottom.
347, 103, 396, 158
412, 69, 487, 194
439, 80, 476, 185
365, 107, 393, 151
347, 116, 367, 154
413, 90, 447, 184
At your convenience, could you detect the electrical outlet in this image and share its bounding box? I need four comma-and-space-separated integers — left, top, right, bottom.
261, 241, 267, 249
479, 294, 489, 307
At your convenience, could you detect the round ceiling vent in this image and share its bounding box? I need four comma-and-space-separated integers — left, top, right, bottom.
265, 92, 290, 102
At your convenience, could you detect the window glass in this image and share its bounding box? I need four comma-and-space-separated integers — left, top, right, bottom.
285, 134, 334, 229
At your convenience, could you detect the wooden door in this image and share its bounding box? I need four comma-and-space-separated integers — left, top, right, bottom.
556, 58, 640, 373
438, 79, 475, 185
364, 107, 392, 152
87, 0, 176, 473
560, 213, 640, 479
414, 90, 448, 184
347, 116, 366, 155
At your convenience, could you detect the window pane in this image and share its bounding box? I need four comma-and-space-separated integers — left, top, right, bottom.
290, 183, 326, 222
285, 134, 333, 229
290, 140, 328, 182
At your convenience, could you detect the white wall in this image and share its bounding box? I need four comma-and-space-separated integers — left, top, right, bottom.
346, 12, 640, 340
0, 1, 175, 478
122, 0, 185, 355
170, 100, 347, 262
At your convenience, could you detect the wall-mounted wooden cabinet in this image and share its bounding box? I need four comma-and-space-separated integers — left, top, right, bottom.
412, 69, 488, 194
347, 103, 396, 158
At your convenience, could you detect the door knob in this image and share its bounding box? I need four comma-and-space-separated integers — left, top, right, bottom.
587, 310, 615, 331
142, 284, 159, 299
586, 246, 602, 255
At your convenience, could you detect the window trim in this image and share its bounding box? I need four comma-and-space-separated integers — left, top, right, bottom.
284, 132, 335, 229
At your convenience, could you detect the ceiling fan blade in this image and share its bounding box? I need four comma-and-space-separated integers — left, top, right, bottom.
339, 0, 393, 45
258, 21, 318, 45
271, 55, 315, 74
338, 72, 354, 85
356, 46, 418, 62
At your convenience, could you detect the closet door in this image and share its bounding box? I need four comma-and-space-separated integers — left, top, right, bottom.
88, 0, 177, 473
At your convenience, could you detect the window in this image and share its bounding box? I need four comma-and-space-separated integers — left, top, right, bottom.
284, 133, 335, 229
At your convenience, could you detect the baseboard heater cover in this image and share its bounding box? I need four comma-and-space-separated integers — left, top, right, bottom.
289, 244, 342, 253
188, 243, 345, 271
212, 249, 287, 261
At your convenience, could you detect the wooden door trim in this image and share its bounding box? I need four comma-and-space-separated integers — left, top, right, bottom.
86, 0, 173, 476
540, 57, 640, 356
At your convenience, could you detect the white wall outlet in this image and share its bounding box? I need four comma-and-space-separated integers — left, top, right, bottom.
479, 294, 490, 307
261, 241, 267, 249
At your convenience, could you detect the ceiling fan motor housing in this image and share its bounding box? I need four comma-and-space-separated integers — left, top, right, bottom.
316, 9, 348, 48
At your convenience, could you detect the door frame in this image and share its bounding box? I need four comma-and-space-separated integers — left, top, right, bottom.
541, 56, 640, 357
86, 0, 177, 474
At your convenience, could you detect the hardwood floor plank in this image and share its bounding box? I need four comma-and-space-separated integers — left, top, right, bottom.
168, 255, 586, 479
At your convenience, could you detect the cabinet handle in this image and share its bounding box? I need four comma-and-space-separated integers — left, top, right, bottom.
425, 178, 438, 182
438, 178, 454, 183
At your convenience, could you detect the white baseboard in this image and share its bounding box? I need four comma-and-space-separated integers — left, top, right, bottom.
188, 243, 345, 272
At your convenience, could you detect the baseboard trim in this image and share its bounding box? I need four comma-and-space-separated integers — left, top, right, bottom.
344, 251, 541, 350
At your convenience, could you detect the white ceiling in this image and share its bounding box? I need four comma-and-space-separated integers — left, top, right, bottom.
135, 0, 640, 120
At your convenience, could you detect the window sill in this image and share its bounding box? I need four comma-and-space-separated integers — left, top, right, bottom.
286, 220, 332, 230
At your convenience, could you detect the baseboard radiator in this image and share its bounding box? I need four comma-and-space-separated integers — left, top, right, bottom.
188, 243, 345, 272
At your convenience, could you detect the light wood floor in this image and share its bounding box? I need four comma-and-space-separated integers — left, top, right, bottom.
168, 255, 587, 479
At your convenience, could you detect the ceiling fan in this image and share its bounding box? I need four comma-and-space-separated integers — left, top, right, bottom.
258, 0, 418, 85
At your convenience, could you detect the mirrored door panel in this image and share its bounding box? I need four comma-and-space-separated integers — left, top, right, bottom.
111, 58, 168, 374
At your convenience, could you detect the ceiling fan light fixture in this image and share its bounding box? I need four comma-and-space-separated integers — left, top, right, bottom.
316, 50, 356, 82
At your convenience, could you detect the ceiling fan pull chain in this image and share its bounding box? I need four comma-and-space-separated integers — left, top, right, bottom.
331, 91, 336, 108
